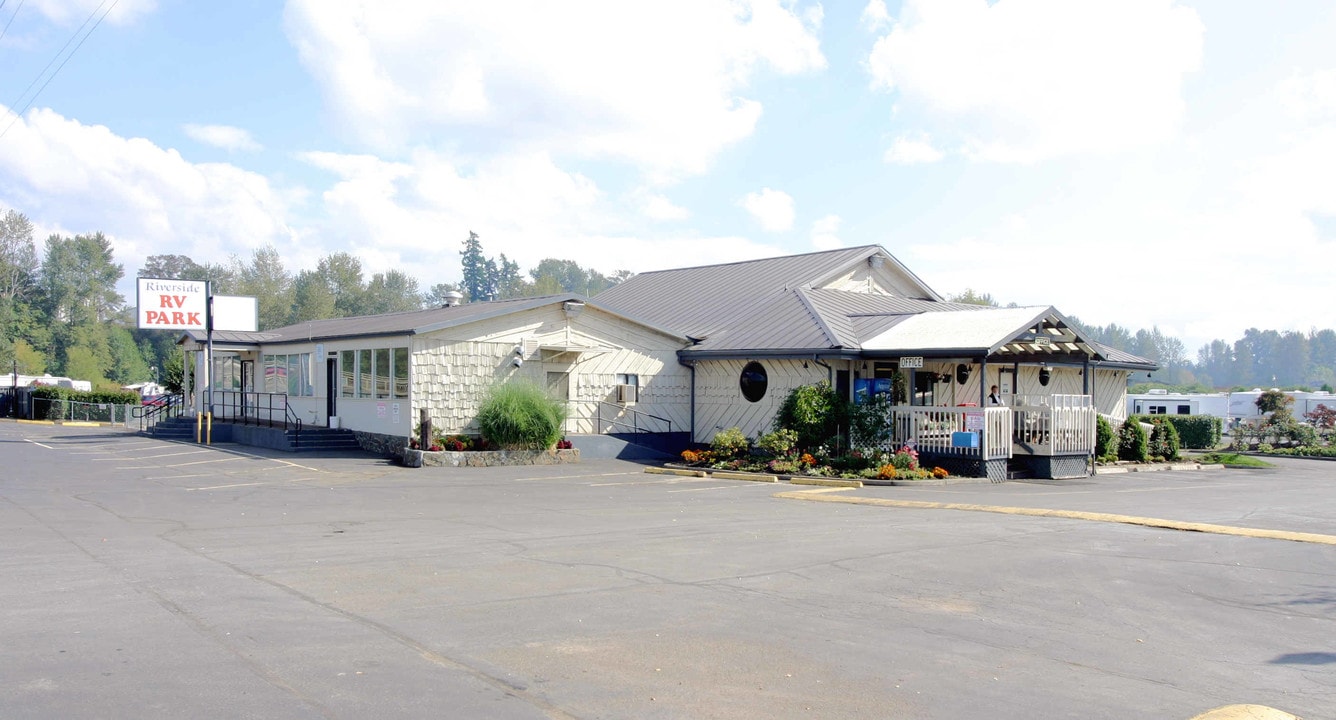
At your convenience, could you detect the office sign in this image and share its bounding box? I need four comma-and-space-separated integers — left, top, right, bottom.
900, 356, 924, 369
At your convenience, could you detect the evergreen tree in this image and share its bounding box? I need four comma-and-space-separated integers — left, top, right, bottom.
460, 231, 490, 302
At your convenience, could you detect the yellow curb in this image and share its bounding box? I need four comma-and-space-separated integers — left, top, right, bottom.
17, 419, 54, 425
709, 471, 778, 483
62, 421, 102, 427
789, 477, 863, 488
645, 467, 706, 477
773, 490, 1336, 546
1188, 704, 1300, 719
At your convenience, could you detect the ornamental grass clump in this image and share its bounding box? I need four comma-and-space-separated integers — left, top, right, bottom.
477, 381, 566, 451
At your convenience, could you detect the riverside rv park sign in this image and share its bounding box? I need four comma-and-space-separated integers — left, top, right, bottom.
136, 279, 258, 332
137, 278, 208, 329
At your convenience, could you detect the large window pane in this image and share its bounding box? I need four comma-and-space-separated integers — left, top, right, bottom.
393, 347, 409, 398
374, 349, 390, 399
341, 350, 355, 398
287, 355, 302, 396
358, 350, 372, 397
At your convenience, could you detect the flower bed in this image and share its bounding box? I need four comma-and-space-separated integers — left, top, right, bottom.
679, 442, 950, 481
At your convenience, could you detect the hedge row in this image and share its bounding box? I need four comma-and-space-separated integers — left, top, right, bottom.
29, 386, 142, 421
1128, 414, 1221, 450
1261, 446, 1336, 458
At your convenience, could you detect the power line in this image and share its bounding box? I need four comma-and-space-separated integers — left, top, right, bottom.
0, 0, 119, 140
0, 0, 24, 45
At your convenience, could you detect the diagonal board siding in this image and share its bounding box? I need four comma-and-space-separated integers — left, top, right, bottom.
694, 358, 832, 444
412, 303, 691, 437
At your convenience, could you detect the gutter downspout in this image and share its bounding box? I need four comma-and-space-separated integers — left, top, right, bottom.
813, 355, 833, 385
678, 356, 696, 443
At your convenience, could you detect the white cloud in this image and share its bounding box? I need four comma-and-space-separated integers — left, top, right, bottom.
0, 107, 297, 278
740, 188, 795, 232
183, 124, 262, 153
884, 134, 943, 164
283, 1, 826, 179
860, 0, 891, 31
0, 105, 790, 298
639, 192, 690, 221
867, 0, 1203, 162
810, 214, 842, 250
28, 0, 157, 25
1280, 68, 1336, 124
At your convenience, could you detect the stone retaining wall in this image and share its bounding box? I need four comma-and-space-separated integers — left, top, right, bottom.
402, 447, 580, 468
354, 430, 411, 459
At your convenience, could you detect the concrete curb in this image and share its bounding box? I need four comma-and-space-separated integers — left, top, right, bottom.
644, 467, 707, 477
788, 477, 863, 488
1095, 462, 1203, 474
709, 471, 779, 483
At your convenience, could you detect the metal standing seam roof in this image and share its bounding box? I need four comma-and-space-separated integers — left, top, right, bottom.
593, 244, 928, 339
180, 294, 691, 349
686, 288, 993, 354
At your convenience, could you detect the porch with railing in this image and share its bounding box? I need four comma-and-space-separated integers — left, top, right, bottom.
1011, 394, 1096, 456
881, 394, 1095, 460
885, 406, 1013, 460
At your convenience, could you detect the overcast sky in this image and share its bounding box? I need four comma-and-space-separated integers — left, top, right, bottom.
1, 0, 1334, 355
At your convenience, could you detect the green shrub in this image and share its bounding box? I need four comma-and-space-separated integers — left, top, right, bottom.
774, 382, 846, 451
1128, 414, 1220, 450
29, 386, 141, 420
476, 381, 566, 450
1117, 420, 1149, 462
755, 428, 798, 457
849, 394, 894, 452
1148, 418, 1180, 461
1095, 415, 1116, 461
710, 427, 750, 459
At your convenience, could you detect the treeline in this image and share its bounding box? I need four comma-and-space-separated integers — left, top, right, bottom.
4, 208, 1327, 394
0, 209, 626, 391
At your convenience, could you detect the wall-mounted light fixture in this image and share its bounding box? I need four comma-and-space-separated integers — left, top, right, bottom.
1038, 364, 1052, 386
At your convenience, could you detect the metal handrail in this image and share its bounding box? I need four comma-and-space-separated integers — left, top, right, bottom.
134, 394, 185, 431
594, 400, 672, 435
212, 391, 300, 430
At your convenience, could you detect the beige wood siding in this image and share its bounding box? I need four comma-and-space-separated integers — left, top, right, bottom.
1092, 368, 1130, 422
694, 359, 832, 443
820, 262, 928, 297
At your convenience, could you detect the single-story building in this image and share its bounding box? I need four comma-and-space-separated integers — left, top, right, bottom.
180, 245, 1156, 478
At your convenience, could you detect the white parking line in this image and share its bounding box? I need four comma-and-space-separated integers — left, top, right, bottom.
511, 471, 643, 482
666, 484, 756, 493
188, 477, 323, 491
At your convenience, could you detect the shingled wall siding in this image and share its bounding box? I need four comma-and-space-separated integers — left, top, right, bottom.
409, 304, 691, 437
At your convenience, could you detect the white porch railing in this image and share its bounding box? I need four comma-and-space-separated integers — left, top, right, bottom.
1012, 394, 1096, 455
887, 406, 1013, 461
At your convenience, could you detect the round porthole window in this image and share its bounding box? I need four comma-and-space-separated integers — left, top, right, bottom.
739, 361, 768, 402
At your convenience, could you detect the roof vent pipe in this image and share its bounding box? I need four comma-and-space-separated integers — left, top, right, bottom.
441, 290, 464, 307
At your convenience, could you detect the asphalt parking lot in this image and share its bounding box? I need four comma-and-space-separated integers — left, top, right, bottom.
1, 420, 1331, 719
